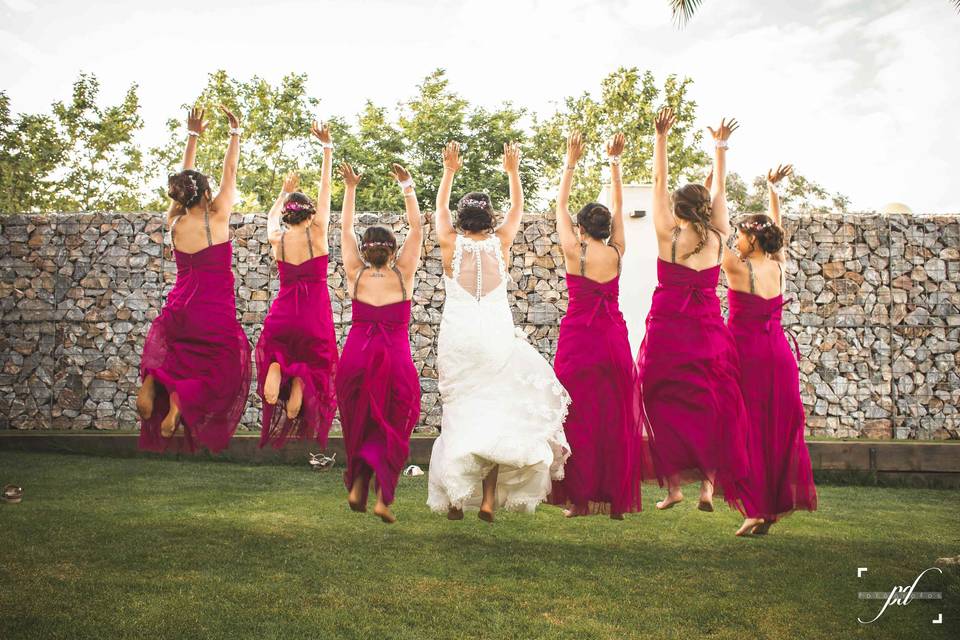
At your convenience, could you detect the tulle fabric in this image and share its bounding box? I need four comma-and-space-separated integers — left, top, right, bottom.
635, 259, 750, 509
255, 255, 338, 448
336, 299, 421, 506
727, 289, 818, 521
139, 242, 251, 453
548, 273, 655, 515
427, 235, 571, 514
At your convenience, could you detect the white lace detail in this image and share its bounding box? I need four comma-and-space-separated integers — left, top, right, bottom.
428, 241, 572, 515
452, 234, 507, 301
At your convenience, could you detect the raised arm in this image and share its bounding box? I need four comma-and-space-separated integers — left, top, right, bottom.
435, 141, 461, 246
183, 105, 207, 170
267, 172, 298, 248
652, 107, 677, 238
766, 163, 793, 228
495, 141, 524, 244
607, 132, 626, 255
391, 164, 423, 277
339, 163, 364, 277
555, 132, 584, 255
706, 116, 739, 235
212, 104, 241, 213
310, 121, 334, 236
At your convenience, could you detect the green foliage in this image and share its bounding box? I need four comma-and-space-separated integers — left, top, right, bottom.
726, 171, 850, 215
531, 68, 709, 210
0, 92, 62, 212
149, 70, 319, 211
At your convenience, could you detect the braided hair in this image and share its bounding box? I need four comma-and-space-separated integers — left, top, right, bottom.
672, 183, 712, 259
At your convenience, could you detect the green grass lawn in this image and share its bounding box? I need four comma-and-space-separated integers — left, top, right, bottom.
1, 452, 957, 640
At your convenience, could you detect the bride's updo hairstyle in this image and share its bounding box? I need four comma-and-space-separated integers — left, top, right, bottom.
167, 170, 212, 211
576, 203, 612, 240
672, 183, 712, 260
282, 192, 316, 225
456, 192, 495, 233
361, 225, 398, 268
737, 214, 784, 254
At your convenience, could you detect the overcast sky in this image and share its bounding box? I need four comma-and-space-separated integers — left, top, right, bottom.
2, 0, 958, 212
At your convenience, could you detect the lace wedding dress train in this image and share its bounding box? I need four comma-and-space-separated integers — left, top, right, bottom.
427, 235, 571, 513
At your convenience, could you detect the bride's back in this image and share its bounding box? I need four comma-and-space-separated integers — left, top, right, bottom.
446, 234, 506, 300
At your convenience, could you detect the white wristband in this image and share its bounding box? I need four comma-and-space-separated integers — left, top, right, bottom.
186, 131, 200, 138
319, 141, 334, 149
715, 139, 728, 149
769, 180, 787, 197
608, 156, 621, 165
228, 127, 242, 137
398, 177, 415, 191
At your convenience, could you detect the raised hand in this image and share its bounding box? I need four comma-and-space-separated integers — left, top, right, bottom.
187, 105, 208, 136
502, 141, 521, 173
442, 141, 463, 173
566, 131, 585, 166
707, 117, 739, 142
655, 107, 676, 135
606, 132, 625, 158
339, 162, 362, 188
282, 172, 300, 193
219, 104, 240, 129
767, 163, 794, 184
310, 121, 332, 144
390, 163, 411, 183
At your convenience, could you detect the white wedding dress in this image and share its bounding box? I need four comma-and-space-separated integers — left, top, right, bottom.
427, 234, 571, 513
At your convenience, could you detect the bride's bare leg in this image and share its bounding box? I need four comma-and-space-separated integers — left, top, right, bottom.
160, 392, 181, 438
372, 483, 396, 524
286, 377, 303, 420
264, 362, 282, 405
447, 506, 464, 520
656, 475, 684, 509
136, 375, 156, 420
479, 465, 498, 523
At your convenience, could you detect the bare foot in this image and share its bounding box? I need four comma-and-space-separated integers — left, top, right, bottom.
735, 518, 765, 537
478, 507, 494, 523
656, 492, 683, 510
562, 509, 579, 518
753, 521, 773, 535
373, 497, 396, 524
610, 512, 625, 521
698, 480, 714, 512
136, 375, 156, 420
347, 475, 369, 513
286, 377, 303, 420
160, 393, 181, 439
447, 507, 464, 521
264, 362, 282, 405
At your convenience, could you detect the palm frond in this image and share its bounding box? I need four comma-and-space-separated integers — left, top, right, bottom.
670, 0, 704, 27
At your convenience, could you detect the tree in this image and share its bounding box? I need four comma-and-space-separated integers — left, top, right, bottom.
0, 92, 62, 213
725, 170, 849, 214
149, 71, 318, 212
531, 67, 709, 209
47, 74, 147, 212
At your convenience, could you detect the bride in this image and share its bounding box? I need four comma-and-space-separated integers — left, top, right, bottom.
427, 140, 571, 523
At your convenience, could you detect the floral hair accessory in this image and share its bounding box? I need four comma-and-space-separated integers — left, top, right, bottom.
283, 201, 313, 212
362, 241, 394, 248
459, 197, 489, 210
737, 219, 774, 232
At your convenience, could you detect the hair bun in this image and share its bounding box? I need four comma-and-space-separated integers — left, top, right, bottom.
576, 203, 612, 240
456, 191, 495, 233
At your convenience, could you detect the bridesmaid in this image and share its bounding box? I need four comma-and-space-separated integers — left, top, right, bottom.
722, 163, 818, 535
548, 131, 651, 518
635, 108, 749, 512
335, 162, 423, 524
137, 104, 251, 453
256, 122, 339, 449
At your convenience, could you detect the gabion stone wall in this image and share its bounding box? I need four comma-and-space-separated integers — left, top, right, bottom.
0, 211, 957, 439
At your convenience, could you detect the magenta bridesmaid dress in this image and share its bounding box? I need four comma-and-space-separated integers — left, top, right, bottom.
336, 267, 421, 507
727, 260, 817, 521
549, 244, 653, 515
635, 228, 750, 507
139, 213, 251, 453
255, 227, 339, 448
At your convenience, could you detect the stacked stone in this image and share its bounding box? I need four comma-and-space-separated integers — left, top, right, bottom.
0, 210, 957, 439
